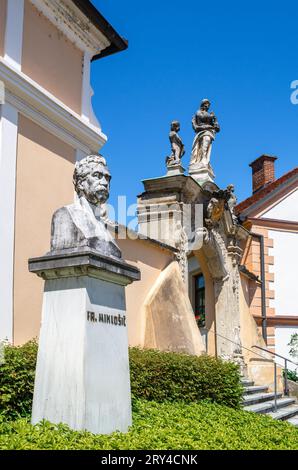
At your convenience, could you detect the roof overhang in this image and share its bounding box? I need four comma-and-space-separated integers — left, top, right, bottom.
71, 0, 128, 60
236, 168, 298, 217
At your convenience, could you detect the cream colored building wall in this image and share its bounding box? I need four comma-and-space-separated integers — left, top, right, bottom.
240, 275, 267, 357
0, 0, 7, 57
22, 0, 83, 114
117, 238, 174, 347
239, 274, 282, 390
13, 115, 76, 345
241, 224, 275, 349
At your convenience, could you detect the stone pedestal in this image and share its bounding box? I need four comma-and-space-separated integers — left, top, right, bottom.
166, 163, 185, 177
29, 250, 140, 435
138, 174, 201, 247
188, 163, 215, 184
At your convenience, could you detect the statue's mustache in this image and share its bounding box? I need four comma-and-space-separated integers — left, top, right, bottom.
91, 184, 109, 193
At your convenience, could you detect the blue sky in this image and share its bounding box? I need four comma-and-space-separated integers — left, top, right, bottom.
91, 0, 298, 213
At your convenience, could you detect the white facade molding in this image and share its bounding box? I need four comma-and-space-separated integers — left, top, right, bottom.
0, 103, 19, 343
268, 230, 298, 315
81, 52, 92, 122
241, 175, 298, 218
262, 188, 298, 220
29, 0, 110, 55
0, 59, 107, 153
4, 0, 25, 71
81, 52, 101, 128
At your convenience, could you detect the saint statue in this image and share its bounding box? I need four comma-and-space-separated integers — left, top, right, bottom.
190, 99, 220, 170
166, 121, 185, 167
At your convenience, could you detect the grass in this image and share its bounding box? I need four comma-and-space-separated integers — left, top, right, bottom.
0, 400, 297, 450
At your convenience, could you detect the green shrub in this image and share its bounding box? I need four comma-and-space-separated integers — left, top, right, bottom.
129, 348, 243, 408
0, 342, 242, 420
284, 368, 298, 383
0, 340, 37, 419
0, 400, 297, 450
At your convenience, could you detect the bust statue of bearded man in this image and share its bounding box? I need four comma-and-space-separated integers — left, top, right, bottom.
50, 154, 121, 259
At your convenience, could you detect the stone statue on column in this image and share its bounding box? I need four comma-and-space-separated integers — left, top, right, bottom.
166, 121, 185, 176
29, 154, 140, 435
189, 99, 220, 183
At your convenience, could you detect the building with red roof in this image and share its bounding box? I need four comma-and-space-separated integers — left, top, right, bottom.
236, 155, 298, 366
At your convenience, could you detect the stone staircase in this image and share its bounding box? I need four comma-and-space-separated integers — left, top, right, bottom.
242, 379, 298, 427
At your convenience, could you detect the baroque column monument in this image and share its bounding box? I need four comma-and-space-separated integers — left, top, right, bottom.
29, 155, 140, 435
138, 101, 249, 372
189, 99, 220, 183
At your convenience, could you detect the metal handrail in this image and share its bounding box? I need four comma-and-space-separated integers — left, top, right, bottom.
208, 329, 273, 361
252, 345, 298, 366
207, 329, 297, 411
252, 345, 298, 397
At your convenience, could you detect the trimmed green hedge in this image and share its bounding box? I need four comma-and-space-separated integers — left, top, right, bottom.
129, 347, 243, 408
0, 341, 243, 420
0, 341, 37, 419
0, 400, 297, 450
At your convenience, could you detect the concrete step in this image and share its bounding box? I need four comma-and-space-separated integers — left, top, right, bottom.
243, 397, 296, 414
243, 385, 269, 395
267, 404, 298, 422
287, 416, 298, 427
241, 379, 254, 387
243, 391, 283, 406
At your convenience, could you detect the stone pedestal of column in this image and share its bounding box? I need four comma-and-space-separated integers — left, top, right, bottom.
29, 250, 140, 435
188, 163, 215, 184
166, 163, 185, 177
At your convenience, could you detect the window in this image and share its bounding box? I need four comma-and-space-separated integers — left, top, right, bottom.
194, 274, 205, 328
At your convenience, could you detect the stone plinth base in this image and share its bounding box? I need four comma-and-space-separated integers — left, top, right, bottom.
29, 250, 140, 435
189, 163, 215, 184
137, 175, 201, 247
166, 163, 185, 177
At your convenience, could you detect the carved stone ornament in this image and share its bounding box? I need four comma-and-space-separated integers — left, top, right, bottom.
205, 197, 225, 229
226, 184, 238, 224
174, 226, 188, 281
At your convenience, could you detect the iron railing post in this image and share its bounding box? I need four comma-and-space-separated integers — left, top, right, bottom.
274, 362, 278, 412
284, 359, 289, 396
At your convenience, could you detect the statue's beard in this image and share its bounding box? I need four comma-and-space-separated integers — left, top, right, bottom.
85, 185, 109, 206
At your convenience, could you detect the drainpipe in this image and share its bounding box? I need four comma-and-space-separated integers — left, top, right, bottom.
250, 232, 267, 344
